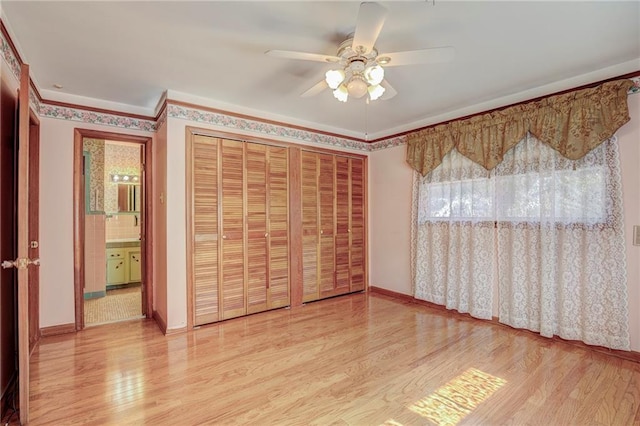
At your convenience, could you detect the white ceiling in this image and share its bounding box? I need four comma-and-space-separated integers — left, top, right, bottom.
2, 1, 639, 140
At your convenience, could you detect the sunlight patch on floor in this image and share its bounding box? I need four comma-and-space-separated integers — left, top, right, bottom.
407, 368, 507, 426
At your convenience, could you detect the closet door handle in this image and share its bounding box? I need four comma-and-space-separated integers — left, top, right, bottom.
222, 235, 227, 240
264, 233, 268, 238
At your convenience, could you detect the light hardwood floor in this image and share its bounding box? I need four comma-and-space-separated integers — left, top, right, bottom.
28, 293, 640, 425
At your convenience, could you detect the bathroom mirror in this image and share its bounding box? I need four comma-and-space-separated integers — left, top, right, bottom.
117, 184, 141, 212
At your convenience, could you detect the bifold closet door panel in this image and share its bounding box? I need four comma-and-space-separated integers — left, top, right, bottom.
334, 156, 351, 295
301, 152, 319, 302
246, 143, 268, 314
192, 136, 220, 326
318, 153, 336, 298
220, 139, 246, 320
190, 134, 364, 326
267, 146, 290, 308
350, 157, 365, 292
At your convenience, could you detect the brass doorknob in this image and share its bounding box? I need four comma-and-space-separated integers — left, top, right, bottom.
1, 258, 40, 269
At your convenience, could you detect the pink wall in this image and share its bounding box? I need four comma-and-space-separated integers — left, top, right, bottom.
162, 119, 188, 331
38, 117, 154, 328
105, 214, 140, 241
84, 214, 106, 294
369, 94, 640, 352
153, 119, 168, 328
369, 145, 413, 295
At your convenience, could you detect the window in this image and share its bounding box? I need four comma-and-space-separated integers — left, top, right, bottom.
419, 161, 608, 224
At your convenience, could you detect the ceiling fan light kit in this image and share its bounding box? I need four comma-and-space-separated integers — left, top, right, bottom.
265, 2, 454, 103
346, 74, 369, 99
367, 83, 385, 101
364, 64, 384, 85
333, 84, 349, 102
326, 59, 386, 102
325, 69, 346, 89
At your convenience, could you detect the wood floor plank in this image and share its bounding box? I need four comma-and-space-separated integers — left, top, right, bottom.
23, 293, 640, 425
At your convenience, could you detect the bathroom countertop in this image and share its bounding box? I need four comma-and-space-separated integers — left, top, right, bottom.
106, 239, 141, 248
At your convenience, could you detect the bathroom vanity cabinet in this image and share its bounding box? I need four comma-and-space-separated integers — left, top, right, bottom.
106, 242, 141, 287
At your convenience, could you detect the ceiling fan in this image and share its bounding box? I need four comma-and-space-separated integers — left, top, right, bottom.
265, 2, 454, 103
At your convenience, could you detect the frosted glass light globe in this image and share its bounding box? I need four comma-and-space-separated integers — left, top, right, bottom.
333, 84, 348, 102
368, 84, 385, 100
364, 65, 384, 86
325, 69, 345, 90
346, 75, 368, 99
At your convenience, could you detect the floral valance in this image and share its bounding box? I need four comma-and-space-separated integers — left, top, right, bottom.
407, 79, 634, 176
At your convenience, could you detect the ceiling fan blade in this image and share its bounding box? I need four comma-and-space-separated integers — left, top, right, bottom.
378, 47, 455, 67
265, 50, 340, 64
301, 80, 328, 98
380, 79, 397, 100
352, 2, 388, 54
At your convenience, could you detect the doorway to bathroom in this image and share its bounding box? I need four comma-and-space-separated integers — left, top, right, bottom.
73, 129, 153, 330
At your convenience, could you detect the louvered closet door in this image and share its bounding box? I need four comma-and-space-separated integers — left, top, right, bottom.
246, 143, 268, 314
301, 152, 319, 302
192, 135, 220, 326
318, 153, 336, 298
349, 157, 365, 291
267, 146, 290, 308
220, 139, 246, 319
334, 156, 351, 295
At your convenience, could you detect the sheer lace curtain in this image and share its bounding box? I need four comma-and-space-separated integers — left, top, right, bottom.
411, 134, 630, 350
411, 149, 495, 320
496, 134, 629, 350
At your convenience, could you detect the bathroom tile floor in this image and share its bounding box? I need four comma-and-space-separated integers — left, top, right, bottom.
84, 284, 142, 325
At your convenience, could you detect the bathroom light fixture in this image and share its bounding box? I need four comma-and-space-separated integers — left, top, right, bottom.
111, 174, 139, 184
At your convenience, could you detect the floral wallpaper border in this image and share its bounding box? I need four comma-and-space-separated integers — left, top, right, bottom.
167, 104, 370, 151
38, 104, 157, 132
156, 107, 168, 130
1, 24, 638, 152
29, 88, 41, 113
367, 135, 408, 151
0, 28, 20, 79
629, 76, 640, 94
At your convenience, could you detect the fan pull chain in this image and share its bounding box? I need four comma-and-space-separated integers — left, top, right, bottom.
364, 97, 369, 141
